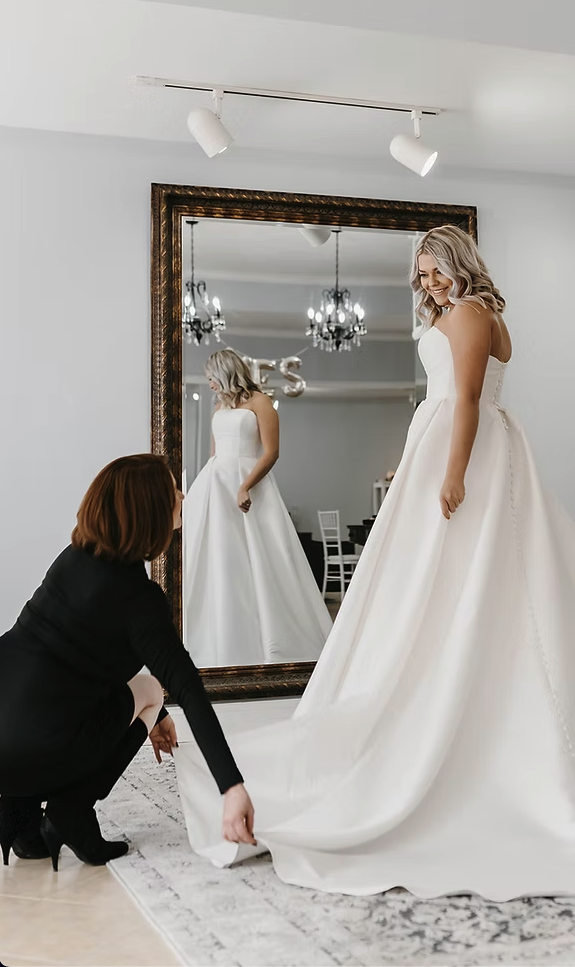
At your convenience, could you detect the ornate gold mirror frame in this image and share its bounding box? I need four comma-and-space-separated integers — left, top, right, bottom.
151, 183, 477, 700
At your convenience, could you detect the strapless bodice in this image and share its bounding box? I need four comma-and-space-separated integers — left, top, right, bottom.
418, 325, 507, 405
212, 407, 261, 459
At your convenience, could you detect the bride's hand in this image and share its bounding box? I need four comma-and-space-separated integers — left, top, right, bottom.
440, 476, 465, 520
238, 485, 251, 513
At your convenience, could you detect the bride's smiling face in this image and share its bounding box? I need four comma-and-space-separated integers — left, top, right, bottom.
207, 376, 220, 392
418, 253, 452, 307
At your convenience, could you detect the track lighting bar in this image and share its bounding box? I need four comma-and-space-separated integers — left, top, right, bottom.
133, 76, 442, 117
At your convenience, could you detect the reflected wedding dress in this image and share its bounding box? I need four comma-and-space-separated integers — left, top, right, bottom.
183, 406, 332, 666
177, 326, 575, 899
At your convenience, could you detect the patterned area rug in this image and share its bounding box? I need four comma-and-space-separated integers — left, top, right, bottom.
98, 746, 575, 967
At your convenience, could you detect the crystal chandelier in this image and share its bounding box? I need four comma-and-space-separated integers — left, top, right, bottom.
182, 220, 225, 346
306, 230, 366, 352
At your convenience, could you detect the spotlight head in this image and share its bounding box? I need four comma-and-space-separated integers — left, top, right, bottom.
187, 107, 233, 158
389, 134, 437, 177
297, 225, 332, 247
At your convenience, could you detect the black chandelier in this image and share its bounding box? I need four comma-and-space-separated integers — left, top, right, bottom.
306, 230, 366, 352
182, 220, 225, 346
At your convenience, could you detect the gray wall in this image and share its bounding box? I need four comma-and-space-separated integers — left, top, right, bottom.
272, 396, 414, 538
184, 356, 416, 539
181, 278, 414, 333
184, 333, 417, 384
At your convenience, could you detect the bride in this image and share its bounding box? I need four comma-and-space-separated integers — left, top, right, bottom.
183, 348, 332, 667
176, 226, 575, 900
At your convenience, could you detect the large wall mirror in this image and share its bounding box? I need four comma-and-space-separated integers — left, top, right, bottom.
151, 185, 476, 700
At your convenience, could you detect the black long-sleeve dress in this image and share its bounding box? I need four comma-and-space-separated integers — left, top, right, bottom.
0, 545, 243, 798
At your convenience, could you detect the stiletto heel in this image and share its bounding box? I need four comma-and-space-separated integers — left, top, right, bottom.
0, 798, 18, 865
1, 837, 12, 866
40, 816, 64, 872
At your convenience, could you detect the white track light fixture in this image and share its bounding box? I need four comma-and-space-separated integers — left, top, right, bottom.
187, 89, 233, 158
135, 78, 442, 166
389, 111, 438, 177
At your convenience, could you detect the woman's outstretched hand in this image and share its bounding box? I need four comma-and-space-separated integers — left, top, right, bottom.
223, 783, 256, 844
149, 714, 178, 764
237, 485, 252, 514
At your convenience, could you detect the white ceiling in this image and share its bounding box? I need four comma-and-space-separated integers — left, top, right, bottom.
185, 219, 417, 285
4, 0, 575, 178
137, 0, 575, 58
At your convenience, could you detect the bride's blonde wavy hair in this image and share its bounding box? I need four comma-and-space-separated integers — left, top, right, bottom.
410, 225, 506, 334
205, 348, 261, 408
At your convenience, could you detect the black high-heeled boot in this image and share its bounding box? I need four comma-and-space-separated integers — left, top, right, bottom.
0, 797, 50, 865
40, 809, 129, 872
42, 718, 148, 871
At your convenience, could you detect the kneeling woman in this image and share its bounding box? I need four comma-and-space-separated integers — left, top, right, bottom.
0, 454, 254, 869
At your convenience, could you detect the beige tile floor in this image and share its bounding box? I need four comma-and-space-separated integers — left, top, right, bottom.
0, 850, 181, 967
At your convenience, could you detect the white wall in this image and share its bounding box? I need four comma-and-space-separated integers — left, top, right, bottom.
1, 124, 575, 631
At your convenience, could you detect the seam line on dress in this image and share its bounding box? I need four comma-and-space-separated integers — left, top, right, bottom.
502, 410, 575, 763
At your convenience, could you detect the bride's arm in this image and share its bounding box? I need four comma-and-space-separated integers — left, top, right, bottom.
238, 393, 279, 511
441, 305, 492, 519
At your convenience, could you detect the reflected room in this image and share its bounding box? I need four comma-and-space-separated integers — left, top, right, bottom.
181, 215, 421, 666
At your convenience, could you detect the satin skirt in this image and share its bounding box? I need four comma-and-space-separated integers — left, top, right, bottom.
177, 398, 575, 898
183, 454, 332, 667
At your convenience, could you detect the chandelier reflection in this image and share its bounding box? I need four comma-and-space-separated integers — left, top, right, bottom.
306, 229, 366, 352
182, 220, 225, 346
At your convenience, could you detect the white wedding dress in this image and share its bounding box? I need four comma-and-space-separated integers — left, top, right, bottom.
176, 326, 575, 899
183, 406, 332, 666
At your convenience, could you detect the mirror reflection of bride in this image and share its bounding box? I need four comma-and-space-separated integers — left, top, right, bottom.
183, 349, 332, 667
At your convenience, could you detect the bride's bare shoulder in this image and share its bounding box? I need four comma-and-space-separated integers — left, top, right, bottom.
444, 303, 492, 342
248, 390, 274, 412
447, 303, 512, 363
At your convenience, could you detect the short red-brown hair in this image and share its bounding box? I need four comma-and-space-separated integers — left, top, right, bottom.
72, 454, 175, 563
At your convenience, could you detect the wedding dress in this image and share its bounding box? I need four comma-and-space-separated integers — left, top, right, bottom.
176, 326, 575, 899
183, 406, 332, 666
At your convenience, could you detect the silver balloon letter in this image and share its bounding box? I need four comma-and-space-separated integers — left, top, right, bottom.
279, 356, 306, 398
242, 356, 276, 397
